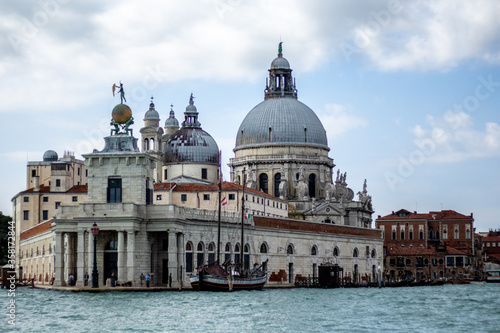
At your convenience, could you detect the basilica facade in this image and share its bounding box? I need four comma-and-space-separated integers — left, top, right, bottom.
12, 45, 382, 288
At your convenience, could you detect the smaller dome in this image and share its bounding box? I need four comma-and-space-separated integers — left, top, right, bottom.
43, 150, 58, 161
165, 108, 179, 127
271, 55, 290, 69
144, 101, 160, 120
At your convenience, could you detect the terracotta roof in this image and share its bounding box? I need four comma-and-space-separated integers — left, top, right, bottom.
154, 182, 176, 191
21, 184, 88, 194
377, 209, 472, 221
169, 181, 282, 200
21, 185, 51, 193
445, 247, 469, 256
66, 184, 88, 193
20, 220, 53, 241
482, 236, 500, 242
386, 246, 436, 256
254, 216, 382, 238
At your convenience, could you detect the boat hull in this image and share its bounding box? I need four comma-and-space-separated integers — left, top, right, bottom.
190, 274, 267, 291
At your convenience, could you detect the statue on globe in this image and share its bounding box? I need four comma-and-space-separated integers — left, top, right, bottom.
110, 82, 134, 135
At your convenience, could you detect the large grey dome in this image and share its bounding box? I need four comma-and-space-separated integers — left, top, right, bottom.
163, 128, 219, 164
235, 97, 328, 149
271, 56, 290, 69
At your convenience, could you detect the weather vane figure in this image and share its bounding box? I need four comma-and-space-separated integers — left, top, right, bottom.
110, 81, 133, 135
112, 81, 127, 104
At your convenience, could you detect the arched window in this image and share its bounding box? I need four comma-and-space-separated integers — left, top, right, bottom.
259, 173, 268, 193
185, 242, 193, 273
260, 243, 268, 254
333, 247, 339, 257
353, 248, 359, 257
208, 242, 215, 264
371, 249, 376, 258
436, 230, 440, 240
287, 244, 294, 255
311, 246, 317, 256
308, 174, 316, 198
244, 244, 250, 270
196, 242, 204, 268
274, 173, 281, 198
429, 230, 434, 239
234, 244, 240, 266
150, 138, 155, 151
224, 243, 231, 264
144, 138, 149, 151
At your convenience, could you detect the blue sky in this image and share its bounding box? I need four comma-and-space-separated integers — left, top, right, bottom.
1, 0, 499, 231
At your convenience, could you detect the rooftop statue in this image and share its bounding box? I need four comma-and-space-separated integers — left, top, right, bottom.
278, 42, 283, 56
110, 82, 134, 135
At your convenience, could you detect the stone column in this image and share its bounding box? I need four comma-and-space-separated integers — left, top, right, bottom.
177, 233, 185, 287
54, 232, 65, 286
87, 228, 93, 283
75, 230, 85, 287
127, 231, 135, 284
117, 231, 125, 282
168, 231, 177, 286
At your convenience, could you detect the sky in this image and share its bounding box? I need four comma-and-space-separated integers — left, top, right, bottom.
1, 0, 499, 231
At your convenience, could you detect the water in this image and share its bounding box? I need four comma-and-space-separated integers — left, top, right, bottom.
3, 284, 499, 332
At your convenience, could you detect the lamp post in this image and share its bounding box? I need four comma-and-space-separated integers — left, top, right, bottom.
91, 223, 100, 288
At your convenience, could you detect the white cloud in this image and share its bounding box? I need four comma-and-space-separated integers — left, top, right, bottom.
412, 111, 500, 163
319, 103, 368, 139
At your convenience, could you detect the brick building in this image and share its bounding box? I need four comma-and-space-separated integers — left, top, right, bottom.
376, 209, 477, 281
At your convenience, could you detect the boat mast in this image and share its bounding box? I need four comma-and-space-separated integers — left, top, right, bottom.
217, 150, 222, 264
240, 167, 246, 275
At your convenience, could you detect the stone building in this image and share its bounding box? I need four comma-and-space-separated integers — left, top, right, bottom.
12, 45, 383, 288
376, 209, 477, 280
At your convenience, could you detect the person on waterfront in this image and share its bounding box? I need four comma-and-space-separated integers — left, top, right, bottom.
69, 274, 74, 286
140, 273, 145, 287
111, 272, 117, 287
84, 272, 89, 286
168, 273, 172, 287
146, 273, 151, 287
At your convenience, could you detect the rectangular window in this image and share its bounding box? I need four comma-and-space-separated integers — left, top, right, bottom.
164, 169, 168, 181
487, 242, 491, 247
157, 195, 162, 201
493, 243, 496, 247
23, 210, 29, 220
78, 168, 80, 176
229, 194, 235, 200
24, 196, 29, 202
42, 210, 48, 220
181, 194, 187, 202
43, 196, 48, 202
31, 169, 36, 177
72, 196, 78, 202
392, 231, 396, 240
203, 194, 210, 200
409, 231, 413, 240
201, 168, 207, 180
107, 178, 122, 203
56, 179, 61, 187
55, 202, 61, 209
446, 256, 455, 267
401, 231, 405, 240
389, 258, 396, 266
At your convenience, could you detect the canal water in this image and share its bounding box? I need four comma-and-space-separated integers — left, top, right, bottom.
3, 284, 499, 332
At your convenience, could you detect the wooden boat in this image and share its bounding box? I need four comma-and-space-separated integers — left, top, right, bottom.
190, 165, 268, 291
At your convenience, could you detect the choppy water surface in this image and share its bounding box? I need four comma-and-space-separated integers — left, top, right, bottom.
3, 284, 499, 332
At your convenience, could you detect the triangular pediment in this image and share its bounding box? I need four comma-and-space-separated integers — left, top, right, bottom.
303, 202, 344, 216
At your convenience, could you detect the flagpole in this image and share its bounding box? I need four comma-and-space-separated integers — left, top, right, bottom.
217, 151, 222, 265
240, 167, 246, 275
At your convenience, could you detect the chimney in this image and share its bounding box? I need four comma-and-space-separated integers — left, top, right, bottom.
33, 176, 40, 192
